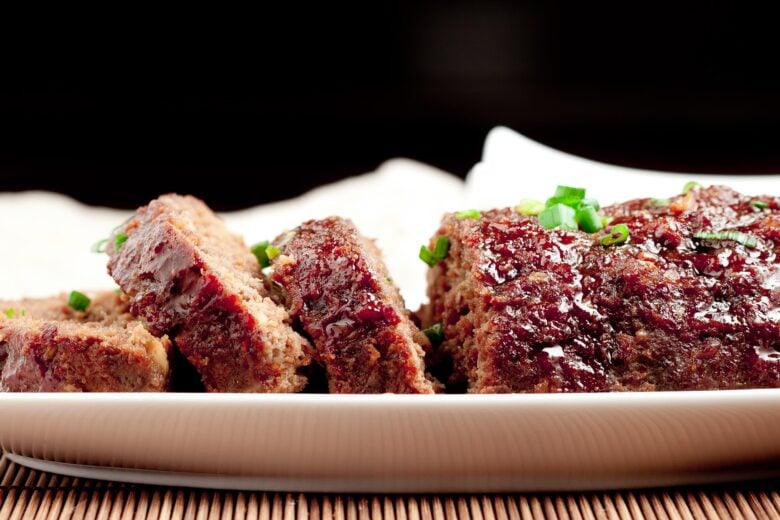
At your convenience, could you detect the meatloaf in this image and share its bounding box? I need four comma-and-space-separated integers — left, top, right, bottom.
425, 185, 780, 392
268, 217, 438, 393
107, 194, 312, 392
0, 292, 170, 392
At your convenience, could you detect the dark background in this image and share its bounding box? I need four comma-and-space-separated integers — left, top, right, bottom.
1, 4, 779, 210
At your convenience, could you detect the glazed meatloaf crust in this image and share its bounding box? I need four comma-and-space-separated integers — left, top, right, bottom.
107, 194, 312, 392
0, 292, 170, 392
269, 217, 438, 393
425, 185, 780, 392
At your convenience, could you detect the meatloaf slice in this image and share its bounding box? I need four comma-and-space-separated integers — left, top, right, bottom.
107, 194, 312, 392
268, 217, 438, 393
0, 292, 170, 392
425, 185, 780, 392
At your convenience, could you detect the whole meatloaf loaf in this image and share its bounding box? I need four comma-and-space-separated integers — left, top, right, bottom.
268, 217, 438, 393
425, 185, 780, 392
107, 194, 312, 392
0, 292, 170, 392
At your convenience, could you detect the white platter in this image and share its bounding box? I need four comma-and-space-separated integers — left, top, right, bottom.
2, 127, 780, 492
2, 391, 780, 492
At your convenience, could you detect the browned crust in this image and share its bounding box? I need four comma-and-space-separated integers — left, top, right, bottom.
269, 217, 438, 393
107, 194, 312, 392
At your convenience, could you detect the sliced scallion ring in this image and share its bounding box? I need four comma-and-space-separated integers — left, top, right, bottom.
693, 230, 758, 249
515, 199, 545, 216
67, 291, 91, 312
538, 203, 578, 231
576, 205, 603, 233
422, 323, 444, 346
455, 209, 481, 219
600, 224, 630, 246
682, 181, 702, 194
419, 236, 450, 267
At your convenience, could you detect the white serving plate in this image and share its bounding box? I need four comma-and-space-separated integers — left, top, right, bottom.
2, 391, 780, 492
2, 127, 780, 492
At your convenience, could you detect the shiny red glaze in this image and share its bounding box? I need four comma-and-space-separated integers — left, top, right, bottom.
451, 186, 780, 392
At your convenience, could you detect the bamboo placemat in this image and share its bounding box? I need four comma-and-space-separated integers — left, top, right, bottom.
2, 454, 779, 520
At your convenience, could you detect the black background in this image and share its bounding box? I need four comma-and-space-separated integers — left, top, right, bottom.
2, 4, 779, 210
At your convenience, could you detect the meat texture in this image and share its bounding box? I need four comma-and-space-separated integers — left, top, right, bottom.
269, 217, 438, 393
107, 194, 312, 392
0, 292, 170, 392
425, 185, 780, 392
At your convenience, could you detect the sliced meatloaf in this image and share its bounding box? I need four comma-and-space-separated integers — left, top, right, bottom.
425, 185, 780, 392
107, 194, 312, 392
268, 217, 438, 393
0, 292, 170, 392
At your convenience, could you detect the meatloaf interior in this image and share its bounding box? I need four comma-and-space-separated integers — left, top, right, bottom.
0, 292, 170, 392
107, 194, 312, 392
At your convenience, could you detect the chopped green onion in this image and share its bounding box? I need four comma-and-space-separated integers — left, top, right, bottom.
682, 181, 702, 194
91, 238, 108, 253
515, 199, 545, 216
576, 205, 604, 233
114, 233, 128, 251
20, 309, 25, 316
266, 245, 281, 261
5, 308, 14, 318
601, 215, 614, 227
419, 236, 450, 267
600, 224, 630, 246
579, 198, 600, 211
553, 185, 586, 200
251, 241, 272, 268
751, 200, 769, 210
545, 186, 587, 209
455, 209, 481, 219
649, 198, 671, 207
693, 230, 758, 249
67, 291, 91, 312
422, 323, 444, 346
538, 204, 578, 231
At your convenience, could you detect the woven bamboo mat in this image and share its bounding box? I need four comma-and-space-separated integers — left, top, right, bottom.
2, 455, 780, 520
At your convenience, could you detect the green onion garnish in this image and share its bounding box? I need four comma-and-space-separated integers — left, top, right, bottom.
545, 185, 587, 209
601, 215, 614, 227
114, 233, 128, 251
579, 198, 600, 211
5, 308, 14, 318
575, 205, 604, 233
419, 236, 450, 267
682, 181, 702, 194
538, 203, 578, 231
422, 323, 444, 346
751, 200, 769, 210
91, 238, 108, 253
554, 185, 586, 200
266, 245, 281, 260
251, 241, 272, 268
649, 198, 671, 207
600, 224, 630, 246
456, 209, 481, 220
693, 230, 758, 249
67, 291, 91, 312
515, 199, 545, 216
